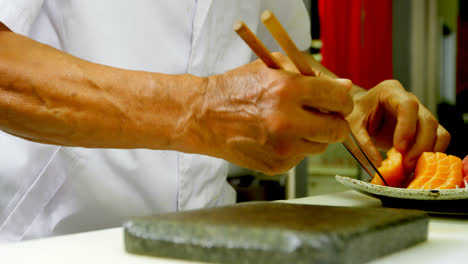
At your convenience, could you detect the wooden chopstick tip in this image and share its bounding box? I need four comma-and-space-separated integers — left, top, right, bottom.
261, 10, 274, 23
233, 20, 245, 32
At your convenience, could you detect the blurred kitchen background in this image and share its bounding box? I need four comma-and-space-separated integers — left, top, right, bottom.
228, 0, 468, 201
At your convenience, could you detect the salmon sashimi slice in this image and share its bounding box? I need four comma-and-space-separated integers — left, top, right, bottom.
407, 152, 463, 189
463, 155, 468, 176
371, 147, 405, 187
405, 152, 437, 188
462, 175, 468, 188
461, 155, 468, 188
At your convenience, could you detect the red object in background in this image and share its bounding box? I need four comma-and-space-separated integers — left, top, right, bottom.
318, 0, 393, 89
457, 15, 468, 95
461, 155, 468, 188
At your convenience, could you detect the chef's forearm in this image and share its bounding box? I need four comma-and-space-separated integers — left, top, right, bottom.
0, 30, 205, 150
303, 52, 366, 97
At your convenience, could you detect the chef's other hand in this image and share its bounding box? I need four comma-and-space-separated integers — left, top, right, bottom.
186, 53, 353, 175
347, 80, 451, 171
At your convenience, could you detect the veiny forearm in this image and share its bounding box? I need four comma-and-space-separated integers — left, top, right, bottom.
0, 30, 206, 150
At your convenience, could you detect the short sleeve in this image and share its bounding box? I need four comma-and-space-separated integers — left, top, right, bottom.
257, 0, 312, 52
0, 0, 44, 35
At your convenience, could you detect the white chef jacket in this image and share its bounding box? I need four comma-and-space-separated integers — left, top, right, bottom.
0, 0, 311, 242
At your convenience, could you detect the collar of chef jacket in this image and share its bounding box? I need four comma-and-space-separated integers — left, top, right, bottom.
0, 0, 311, 242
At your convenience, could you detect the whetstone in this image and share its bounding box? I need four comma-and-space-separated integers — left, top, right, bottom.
124, 202, 428, 264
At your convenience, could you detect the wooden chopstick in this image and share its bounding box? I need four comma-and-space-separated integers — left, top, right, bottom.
233, 21, 282, 69
234, 12, 317, 76
261, 10, 317, 76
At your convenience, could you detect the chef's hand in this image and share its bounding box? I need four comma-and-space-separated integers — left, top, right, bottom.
346, 80, 451, 171
193, 53, 353, 175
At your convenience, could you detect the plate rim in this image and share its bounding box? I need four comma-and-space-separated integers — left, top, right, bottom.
335, 175, 468, 200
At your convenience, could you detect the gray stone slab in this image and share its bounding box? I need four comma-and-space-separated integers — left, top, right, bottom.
124, 202, 428, 264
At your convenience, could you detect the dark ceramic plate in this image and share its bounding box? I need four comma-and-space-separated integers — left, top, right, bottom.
335, 175, 468, 215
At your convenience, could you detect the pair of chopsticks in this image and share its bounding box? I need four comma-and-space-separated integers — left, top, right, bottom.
233, 10, 388, 186
234, 10, 316, 76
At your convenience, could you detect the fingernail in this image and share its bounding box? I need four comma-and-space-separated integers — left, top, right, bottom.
337, 78, 353, 90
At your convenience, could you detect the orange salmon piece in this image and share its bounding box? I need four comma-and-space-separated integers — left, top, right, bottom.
371, 148, 405, 187
406, 152, 437, 188
407, 152, 463, 189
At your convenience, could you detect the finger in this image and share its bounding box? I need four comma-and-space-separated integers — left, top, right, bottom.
433, 125, 451, 153
296, 77, 353, 117
297, 138, 328, 155
392, 100, 419, 153
381, 89, 419, 153
294, 110, 350, 143
403, 112, 439, 169
354, 127, 384, 167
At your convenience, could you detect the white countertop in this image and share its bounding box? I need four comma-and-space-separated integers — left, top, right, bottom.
1, 191, 467, 264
